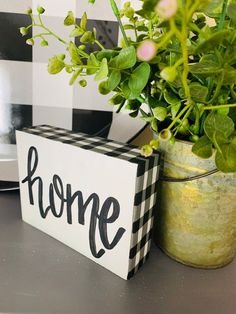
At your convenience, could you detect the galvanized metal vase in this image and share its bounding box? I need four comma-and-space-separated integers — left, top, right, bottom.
154, 140, 236, 268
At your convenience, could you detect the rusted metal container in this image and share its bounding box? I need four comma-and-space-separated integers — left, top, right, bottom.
154, 140, 236, 268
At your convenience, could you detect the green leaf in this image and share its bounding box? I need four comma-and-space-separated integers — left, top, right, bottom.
222, 66, 236, 85
57, 54, 66, 61
109, 46, 136, 70
190, 83, 209, 102
179, 83, 208, 102
128, 63, 150, 95
189, 54, 222, 75
164, 90, 180, 105
48, 55, 65, 74
107, 70, 121, 91
192, 135, 213, 159
129, 110, 139, 118
153, 106, 167, 121
125, 99, 141, 111
204, 112, 235, 143
224, 45, 236, 65
171, 102, 181, 119
141, 115, 153, 122
109, 94, 125, 105
87, 53, 100, 75
227, 3, 236, 21
215, 139, 236, 172
147, 96, 162, 109
217, 107, 229, 116
69, 42, 82, 64
121, 80, 139, 100
163, 90, 181, 119
69, 69, 82, 85
202, 0, 223, 17
123, 24, 135, 30
95, 58, 108, 81
80, 12, 87, 30
189, 63, 222, 75
151, 118, 158, 132
64, 11, 75, 26
70, 27, 84, 37
195, 30, 232, 53
96, 49, 119, 61
137, 25, 148, 32
142, 0, 158, 12
229, 108, 236, 124
92, 27, 97, 40
80, 31, 95, 44
135, 9, 154, 20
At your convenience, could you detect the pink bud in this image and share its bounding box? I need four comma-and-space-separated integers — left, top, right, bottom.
137, 40, 157, 61
156, 0, 178, 20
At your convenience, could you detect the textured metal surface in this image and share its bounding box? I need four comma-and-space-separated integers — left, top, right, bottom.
154, 140, 236, 268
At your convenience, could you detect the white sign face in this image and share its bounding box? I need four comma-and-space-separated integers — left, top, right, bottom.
16, 126, 160, 280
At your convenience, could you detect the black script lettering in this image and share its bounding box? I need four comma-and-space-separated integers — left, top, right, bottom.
22, 146, 49, 218
22, 146, 126, 259
66, 188, 106, 258
22, 146, 39, 205
66, 185, 77, 225
99, 198, 126, 250
45, 175, 65, 218
88, 193, 105, 258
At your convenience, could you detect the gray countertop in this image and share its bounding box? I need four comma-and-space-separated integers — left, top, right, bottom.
0, 191, 235, 314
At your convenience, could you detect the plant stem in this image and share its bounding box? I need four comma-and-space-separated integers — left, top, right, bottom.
174, 58, 184, 68
77, 49, 90, 58
33, 23, 68, 44
30, 13, 35, 24
95, 40, 105, 50
181, 105, 193, 122
167, 104, 191, 130
156, 30, 174, 50
137, 95, 145, 103
173, 105, 193, 136
218, 0, 229, 31
70, 64, 130, 76
207, 71, 224, 104
194, 107, 200, 134
134, 21, 138, 40
148, 20, 153, 39
110, 0, 129, 47
33, 32, 51, 38
230, 85, 236, 99
38, 14, 43, 26
186, 0, 201, 21
212, 134, 223, 156
170, 18, 191, 104
202, 103, 236, 111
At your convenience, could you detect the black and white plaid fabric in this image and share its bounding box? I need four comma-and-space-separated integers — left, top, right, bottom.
23, 125, 160, 279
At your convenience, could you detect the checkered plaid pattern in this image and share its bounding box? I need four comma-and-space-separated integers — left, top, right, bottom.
0, 0, 147, 147
23, 124, 160, 279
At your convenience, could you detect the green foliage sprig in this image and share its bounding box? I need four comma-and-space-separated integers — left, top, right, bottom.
20, 0, 236, 172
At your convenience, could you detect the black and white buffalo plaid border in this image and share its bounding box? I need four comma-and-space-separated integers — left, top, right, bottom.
23, 124, 160, 279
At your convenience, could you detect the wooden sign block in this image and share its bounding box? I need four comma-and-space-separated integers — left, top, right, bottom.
16, 125, 160, 280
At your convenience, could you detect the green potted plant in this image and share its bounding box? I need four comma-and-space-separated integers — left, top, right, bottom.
20, 0, 236, 268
